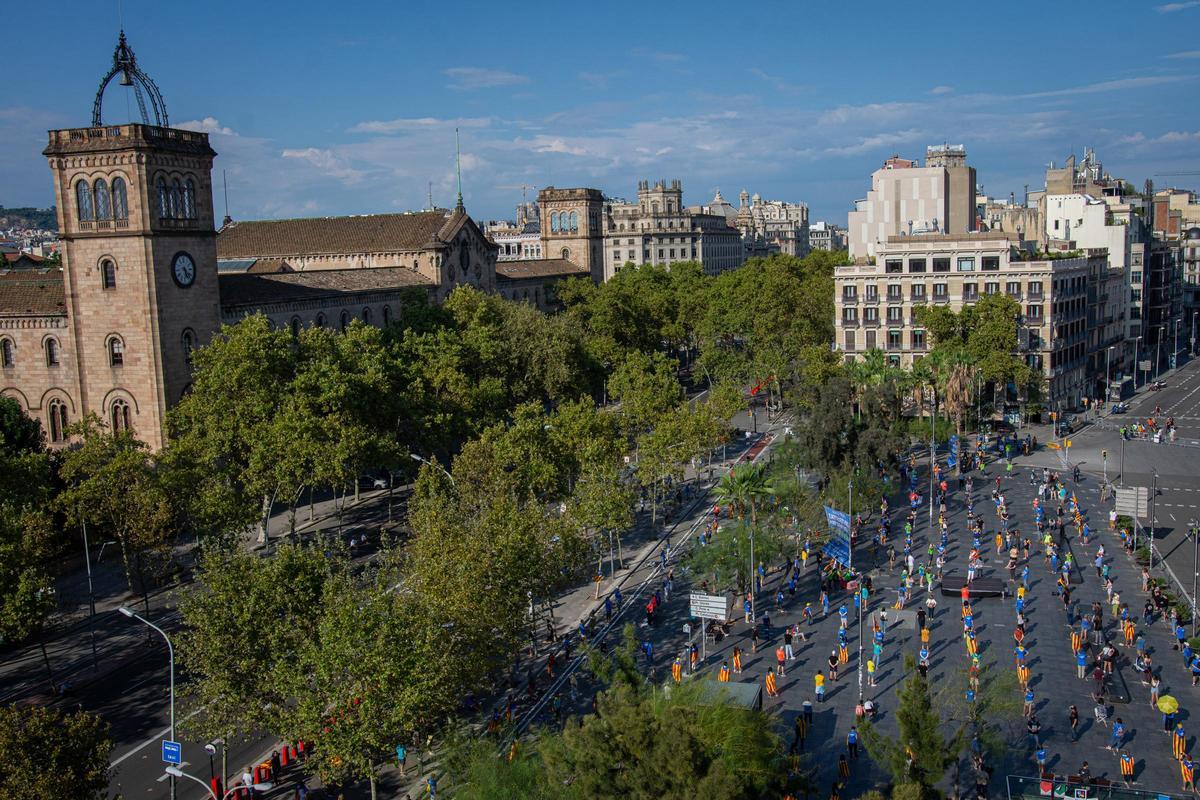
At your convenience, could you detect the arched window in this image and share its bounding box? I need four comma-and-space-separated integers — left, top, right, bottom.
76, 181, 94, 222
291, 317, 301, 338
45, 338, 59, 367
112, 177, 128, 220
315, 313, 326, 328
382, 305, 391, 325
551, 212, 559, 232
561, 247, 570, 260
181, 329, 195, 365
48, 400, 68, 444
339, 311, 349, 332
1, 338, 13, 367
413, 259, 419, 271
107, 336, 124, 366
94, 179, 112, 221
109, 399, 131, 433
183, 179, 196, 219
170, 179, 183, 219
361, 307, 372, 324
157, 177, 169, 218
569, 211, 578, 232
101, 259, 117, 289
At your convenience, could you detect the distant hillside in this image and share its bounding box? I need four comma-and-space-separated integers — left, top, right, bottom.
0, 206, 58, 231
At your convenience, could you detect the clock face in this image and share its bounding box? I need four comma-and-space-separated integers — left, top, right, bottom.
172, 252, 195, 288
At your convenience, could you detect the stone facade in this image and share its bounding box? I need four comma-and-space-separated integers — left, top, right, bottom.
538, 187, 606, 283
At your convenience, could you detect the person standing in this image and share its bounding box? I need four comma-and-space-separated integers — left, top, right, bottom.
765, 669, 779, 698
847, 726, 859, 759
1182, 753, 1195, 793
732, 646, 743, 674
718, 661, 731, 682
828, 650, 839, 682
1175, 722, 1188, 760
1119, 750, 1135, 785
776, 646, 787, 677
1109, 718, 1125, 751
1069, 704, 1080, 741
815, 670, 826, 702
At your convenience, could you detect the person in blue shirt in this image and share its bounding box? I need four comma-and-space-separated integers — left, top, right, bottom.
1076, 649, 1088, 678
1023, 688, 1035, 717
1110, 718, 1125, 750
1036, 746, 1047, 769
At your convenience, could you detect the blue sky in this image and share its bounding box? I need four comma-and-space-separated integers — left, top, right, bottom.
3, 0, 1200, 225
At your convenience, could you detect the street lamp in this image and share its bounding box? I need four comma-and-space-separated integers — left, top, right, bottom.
119, 607, 175, 800
1135, 336, 1143, 390
410, 453, 454, 484
1190, 520, 1200, 638
164, 765, 272, 800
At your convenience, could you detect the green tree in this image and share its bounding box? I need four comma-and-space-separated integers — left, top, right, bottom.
57, 417, 174, 602
178, 544, 336, 746
860, 655, 964, 796
0, 395, 44, 455
0, 705, 111, 800
609, 350, 682, 438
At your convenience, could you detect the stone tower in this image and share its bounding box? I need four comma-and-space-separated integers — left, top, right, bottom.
538, 187, 605, 283
42, 32, 219, 449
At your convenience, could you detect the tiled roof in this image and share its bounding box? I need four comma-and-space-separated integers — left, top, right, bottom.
245, 258, 294, 274
3, 252, 46, 267
216, 211, 456, 258
219, 267, 432, 308
495, 258, 589, 280
0, 270, 66, 316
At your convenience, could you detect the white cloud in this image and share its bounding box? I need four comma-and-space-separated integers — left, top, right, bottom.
630, 48, 687, 63
176, 117, 235, 135
823, 129, 926, 157
749, 68, 808, 93
1018, 75, 1193, 99
1165, 50, 1200, 59
1157, 0, 1200, 12
526, 136, 590, 157
930, 85, 955, 95
348, 116, 491, 134
443, 67, 529, 90
280, 147, 365, 185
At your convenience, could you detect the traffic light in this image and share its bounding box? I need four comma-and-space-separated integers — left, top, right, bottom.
1102, 450, 1108, 459
1050, 412, 1057, 422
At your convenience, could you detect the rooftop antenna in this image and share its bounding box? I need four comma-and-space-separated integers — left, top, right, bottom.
221, 169, 230, 225
455, 127, 463, 210
427, 181, 434, 211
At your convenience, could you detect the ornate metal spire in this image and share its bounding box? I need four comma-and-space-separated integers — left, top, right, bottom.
92, 30, 169, 128
455, 127, 464, 210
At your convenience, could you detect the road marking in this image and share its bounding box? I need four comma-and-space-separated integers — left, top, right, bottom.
110, 708, 203, 767
157, 761, 188, 781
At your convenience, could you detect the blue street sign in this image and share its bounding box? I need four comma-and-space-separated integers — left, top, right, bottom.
162, 740, 182, 765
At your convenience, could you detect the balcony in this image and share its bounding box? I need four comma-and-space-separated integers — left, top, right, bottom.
932, 293, 950, 304
862, 294, 879, 304
862, 318, 881, 328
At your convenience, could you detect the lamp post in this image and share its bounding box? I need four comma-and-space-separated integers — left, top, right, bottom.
119, 607, 175, 800
164, 765, 272, 800
1105, 346, 1113, 411
1135, 336, 1143, 390
410, 453, 454, 484
1190, 520, 1199, 638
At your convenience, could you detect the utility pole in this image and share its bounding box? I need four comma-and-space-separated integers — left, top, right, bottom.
928, 387, 937, 532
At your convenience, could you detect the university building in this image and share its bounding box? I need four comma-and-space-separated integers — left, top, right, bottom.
0, 33, 586, 450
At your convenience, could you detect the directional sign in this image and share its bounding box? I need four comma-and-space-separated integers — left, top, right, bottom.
689, 592, 729, 621
161, 739, 182, 765
1114, 487, 1150, 519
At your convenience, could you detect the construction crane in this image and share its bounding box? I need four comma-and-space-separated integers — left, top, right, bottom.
496, 184, 538, 204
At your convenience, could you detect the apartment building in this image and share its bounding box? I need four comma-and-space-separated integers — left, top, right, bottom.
847, 145, 977, 261
833, 232, 1090, 409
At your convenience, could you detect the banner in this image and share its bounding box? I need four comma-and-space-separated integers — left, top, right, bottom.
824, 506, 850, 537
823, 538, 850, 566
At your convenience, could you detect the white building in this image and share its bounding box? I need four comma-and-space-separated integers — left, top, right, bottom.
847, 146, 977, 261
809, 221, 846, 252
486, 220, 543, 261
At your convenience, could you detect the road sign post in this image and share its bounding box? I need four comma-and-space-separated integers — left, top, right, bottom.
162, 740, 182, 766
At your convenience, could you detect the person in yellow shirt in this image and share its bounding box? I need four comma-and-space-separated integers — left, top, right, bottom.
815, 670, 827, 702
867, 658, 876, 687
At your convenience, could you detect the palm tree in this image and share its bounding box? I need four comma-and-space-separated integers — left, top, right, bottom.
714, 462, 774, 525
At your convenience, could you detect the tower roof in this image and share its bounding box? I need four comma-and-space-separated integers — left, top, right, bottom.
92, 31, 168, 128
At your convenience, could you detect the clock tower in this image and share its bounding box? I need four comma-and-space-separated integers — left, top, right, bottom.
42, 32, 220, 449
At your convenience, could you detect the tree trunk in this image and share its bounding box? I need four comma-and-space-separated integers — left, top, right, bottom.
257, 492, 273, 545
39, 641, 55, 694
118, 535, 136, 595
369, 762, 377, 800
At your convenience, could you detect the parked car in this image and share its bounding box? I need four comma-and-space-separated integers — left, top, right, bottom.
1109, 402, 1129, 414
1055, 416, 1082, 437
